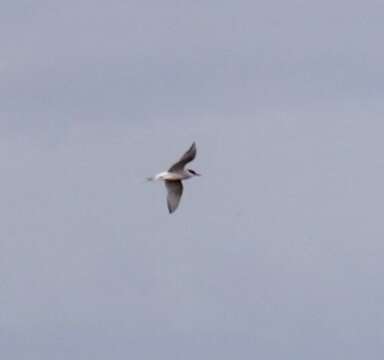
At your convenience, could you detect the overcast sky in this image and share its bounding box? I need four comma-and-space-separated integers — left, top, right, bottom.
1, 1, 384, 359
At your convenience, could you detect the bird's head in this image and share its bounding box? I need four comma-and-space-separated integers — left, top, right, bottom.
188, 169, 201, 176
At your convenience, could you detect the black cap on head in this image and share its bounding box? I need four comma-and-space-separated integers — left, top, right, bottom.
188, 169, 201, 176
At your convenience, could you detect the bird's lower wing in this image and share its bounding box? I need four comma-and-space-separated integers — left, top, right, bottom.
165, 180, 183, 213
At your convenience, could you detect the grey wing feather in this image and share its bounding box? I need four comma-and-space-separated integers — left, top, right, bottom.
165, 180, 183, 213
168, 142, 197, 172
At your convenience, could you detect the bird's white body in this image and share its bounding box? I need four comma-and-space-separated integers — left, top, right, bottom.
147, 142, 200, 213
152, 170, 194, 181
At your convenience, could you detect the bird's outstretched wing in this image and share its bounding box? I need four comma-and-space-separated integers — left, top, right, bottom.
168, 142, 196, 172
165, 180, 183, 213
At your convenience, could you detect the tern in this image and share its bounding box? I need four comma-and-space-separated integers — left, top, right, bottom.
147, 142, 201, 213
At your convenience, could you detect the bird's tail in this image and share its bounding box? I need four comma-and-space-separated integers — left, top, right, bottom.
146, 176, 154, 181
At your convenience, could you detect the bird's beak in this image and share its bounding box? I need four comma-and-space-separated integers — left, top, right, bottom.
195, 172, 202, 176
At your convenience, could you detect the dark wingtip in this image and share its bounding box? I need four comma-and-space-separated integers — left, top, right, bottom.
167, 204, 174, 214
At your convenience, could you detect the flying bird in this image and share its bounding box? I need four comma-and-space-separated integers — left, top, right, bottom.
147, 142, 200, 213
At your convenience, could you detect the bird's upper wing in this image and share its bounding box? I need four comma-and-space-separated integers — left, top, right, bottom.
165, 180, 183, 213
168, 142, 196, 172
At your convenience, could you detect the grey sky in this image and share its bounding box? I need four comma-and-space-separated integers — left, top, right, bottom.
1, 1, 384, 359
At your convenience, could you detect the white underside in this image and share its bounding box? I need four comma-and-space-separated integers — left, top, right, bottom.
154, 170, 192, 181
